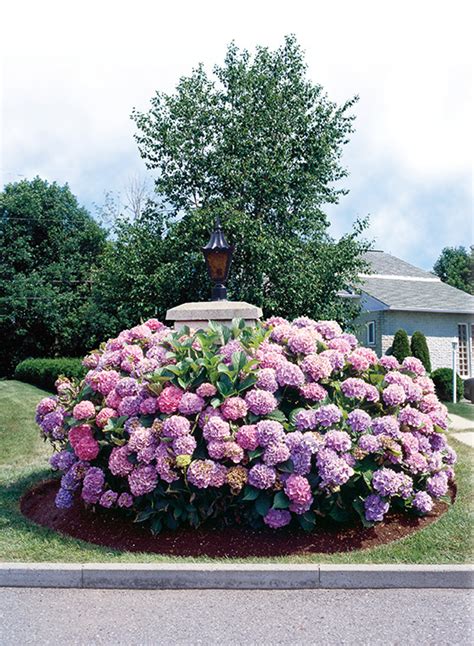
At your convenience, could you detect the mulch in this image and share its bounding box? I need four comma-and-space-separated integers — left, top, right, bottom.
20, 479, 454, 558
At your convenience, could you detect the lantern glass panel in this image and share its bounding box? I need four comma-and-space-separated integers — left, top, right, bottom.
206, 250, 229, 281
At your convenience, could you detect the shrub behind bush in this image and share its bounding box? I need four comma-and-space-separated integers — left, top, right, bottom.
391, 329, 410, 362
431, 367, 463, 402
410, 331, 432, 373
14, 358, 85, 391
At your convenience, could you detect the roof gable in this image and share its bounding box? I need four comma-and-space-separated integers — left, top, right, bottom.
360, 251, 474, 314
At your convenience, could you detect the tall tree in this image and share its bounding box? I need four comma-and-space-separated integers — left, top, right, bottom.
0, 177, 106, 374
433, 246, 473, 294
128, 36, 369, 322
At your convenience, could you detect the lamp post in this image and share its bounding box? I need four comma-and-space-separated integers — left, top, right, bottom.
202, 217, 234, 301
452, 340, 458, 403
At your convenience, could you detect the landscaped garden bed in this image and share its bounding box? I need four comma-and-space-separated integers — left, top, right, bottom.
20, 476, 454, 558
0, 380, 472, 563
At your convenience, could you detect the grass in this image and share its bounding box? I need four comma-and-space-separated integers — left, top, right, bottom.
446, 401, 474, 423
0, 379, 472, 564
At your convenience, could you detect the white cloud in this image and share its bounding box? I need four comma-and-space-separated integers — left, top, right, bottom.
1, 0, 472, 265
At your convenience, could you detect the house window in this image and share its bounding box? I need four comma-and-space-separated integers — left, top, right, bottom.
367, 321, 376, 346
458, 324, 469, 377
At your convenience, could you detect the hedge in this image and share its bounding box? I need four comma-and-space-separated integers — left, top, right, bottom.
14, 358, 86, 391
391, 329, 410, 362
410, 331, 432, 373
431, 367, 464, 402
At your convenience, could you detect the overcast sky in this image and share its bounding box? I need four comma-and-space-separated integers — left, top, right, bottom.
1, 0, 472, 269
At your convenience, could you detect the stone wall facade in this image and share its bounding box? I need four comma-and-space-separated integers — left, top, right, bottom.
355, 309, 474, 376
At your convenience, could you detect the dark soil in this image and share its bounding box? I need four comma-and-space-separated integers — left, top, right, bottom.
20, 479, 454, 558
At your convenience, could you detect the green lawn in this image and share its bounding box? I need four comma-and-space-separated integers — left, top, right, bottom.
446, 401, 474, 423
0, 379, 472, 564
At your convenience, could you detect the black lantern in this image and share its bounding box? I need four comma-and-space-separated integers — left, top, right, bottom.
202, 217, 234, 301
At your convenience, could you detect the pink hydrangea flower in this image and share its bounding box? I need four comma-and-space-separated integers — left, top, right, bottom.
299, 382, 327, 402
300, 354, 332, 381
68, 424, 93, 449
74, 437, 99, 461
95, 407, 117, 428
221, 396, 248, 421
245, 389, 277, 416
109, 445, 133, 476
157, 385, 184, 414
196, 383, 217, 398
235, 425, 259, 450
284, 474, 313, 514
72, 400, 95, 420
162, 415, 191, 438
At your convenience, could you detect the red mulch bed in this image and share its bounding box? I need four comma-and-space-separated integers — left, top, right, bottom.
20, 478, 454, 558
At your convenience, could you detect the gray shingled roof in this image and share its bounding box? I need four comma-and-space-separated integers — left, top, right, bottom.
360, 251, 474, 314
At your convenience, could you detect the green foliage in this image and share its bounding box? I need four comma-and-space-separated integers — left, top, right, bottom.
108, 35, 371, 327
433, 246, 473, 294
431, 368, 464, 402
0, 177, 107, 375
391, 329, 411, 362
410, 331, 431, 372
14, 358, 85, 391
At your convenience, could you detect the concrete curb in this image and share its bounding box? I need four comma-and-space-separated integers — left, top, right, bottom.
0, 563, 472, 590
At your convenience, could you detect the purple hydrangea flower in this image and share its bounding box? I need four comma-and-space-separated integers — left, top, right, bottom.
172, 434, 197, 456
299, 382, 327, 401
203, 416, 230, 442
358, 434, 381, 453
128, 465, 158, 496
372, 468, 402, 497
187, 460, 225, 489
115, 376, 140, 397
256, 420, 285, 447
287, 329, 317, 355
221, 397, 248, 421
426, 472, 449, 498
275, 361, 305, 387
162, 415, 191, 438
235, 425, 259, 451
50, 450, 76, 472
284, 474, 313, 514
178, 392, 206, 416
81, 467, 105, 504
316, 448, 354, 488
248, 463, 277, 489
340, 378, 367, 400
314, 404, 342, 428
295, 409, 317, 431
382, 384, 406, 407
117, 492, 134, 508
398, 405, 424, 429
364, 494, 389, 522
402, 357, 425, 376
55, 487, 74, 509
99, 490, 118, 508
245, 389, 277, 416
347, 409, 371, 433
412, 491, 433, 513
264, 509, 292, 529
372, 416, 401, 438
263, 442, 291, 466
324, 430, 352, 452
256, 368, 279, 392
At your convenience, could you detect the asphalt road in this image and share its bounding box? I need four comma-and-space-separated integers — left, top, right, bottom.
0, 587, 472, 645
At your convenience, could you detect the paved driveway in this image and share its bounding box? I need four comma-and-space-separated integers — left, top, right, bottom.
0, 587, 472, 645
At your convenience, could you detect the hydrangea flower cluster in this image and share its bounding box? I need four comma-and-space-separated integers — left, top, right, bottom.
37, 315, 456, 533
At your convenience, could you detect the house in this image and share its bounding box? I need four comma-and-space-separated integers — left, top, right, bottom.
352, 250, 474, 377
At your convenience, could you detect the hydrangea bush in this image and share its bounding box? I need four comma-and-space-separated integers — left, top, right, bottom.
36, 316, 456, 534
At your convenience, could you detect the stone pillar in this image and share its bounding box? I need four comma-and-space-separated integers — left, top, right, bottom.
166, 301, 263, 330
